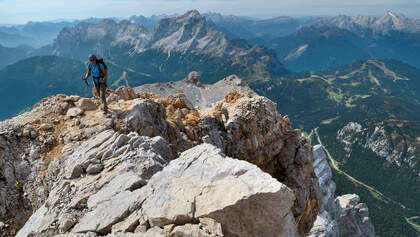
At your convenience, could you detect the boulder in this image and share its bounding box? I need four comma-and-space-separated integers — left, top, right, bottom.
39, 123, 53, 131
67, 108, 83, 117
76, 98, 97, 111
184, 71, 201, 85
141, 144, 298, 237
115, 87, 138, 101
123, 99, 170, 138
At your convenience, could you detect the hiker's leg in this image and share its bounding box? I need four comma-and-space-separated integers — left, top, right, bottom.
94, 82, 100, 98
100, 83, 107, 111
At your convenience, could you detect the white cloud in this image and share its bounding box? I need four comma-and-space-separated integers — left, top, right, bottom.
0, 0, 419, 24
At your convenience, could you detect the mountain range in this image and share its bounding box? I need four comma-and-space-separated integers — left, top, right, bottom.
3, 10, 420, 73
269, 12, 420, 72
45, 10, 287, 83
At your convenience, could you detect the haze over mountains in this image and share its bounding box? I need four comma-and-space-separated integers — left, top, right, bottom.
0, 9, 420, 237
2, 10, 420, 72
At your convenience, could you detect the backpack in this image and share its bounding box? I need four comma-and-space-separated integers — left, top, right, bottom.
96, 58, 107, 78
89, 58, 107, 78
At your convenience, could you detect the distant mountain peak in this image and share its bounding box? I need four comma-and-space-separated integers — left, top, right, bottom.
312, 11, 420, 35
184, 9, 201, 19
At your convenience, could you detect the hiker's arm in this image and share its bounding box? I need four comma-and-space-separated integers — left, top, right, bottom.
102, 68, 108, 84
83, 68, 91, 81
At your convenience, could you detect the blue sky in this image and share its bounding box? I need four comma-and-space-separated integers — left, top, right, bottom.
1, 0, 420, 24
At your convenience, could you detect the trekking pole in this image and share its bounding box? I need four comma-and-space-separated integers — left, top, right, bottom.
83, 79, 91, 88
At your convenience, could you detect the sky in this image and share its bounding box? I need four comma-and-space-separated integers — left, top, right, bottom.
1, 0, 420, 24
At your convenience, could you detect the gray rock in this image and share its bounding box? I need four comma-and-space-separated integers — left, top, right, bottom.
67, 108, 83, 117
115, 87, 138, 101
77, 98, 97, 111
30, 129, 38, 138
309, 145, 377, 237
135, 74, 254, 110
141, 144, 298, 237
39, 123, 53, 131
16, 129, 175, 236
22, 128, 31, 137
336, 194, 377, 237
87, 172, 144, 209
72, 189, 147, 234
123, 99, 169, 138
69, 95, 81, 102
59, 218, 77, 232
86, 163, 103, 175
308, 145, 339, 237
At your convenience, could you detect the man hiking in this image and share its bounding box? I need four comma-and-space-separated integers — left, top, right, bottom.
83, 54, 108, 114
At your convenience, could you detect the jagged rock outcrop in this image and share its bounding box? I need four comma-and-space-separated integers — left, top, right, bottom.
134, 73, 252, 109
308, 145, 339, 237
336, 194, 376, 237
2, 75, 378, 237
309, 145, 377, 237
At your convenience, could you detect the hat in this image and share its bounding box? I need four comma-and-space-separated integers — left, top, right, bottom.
88, 54, 97, 61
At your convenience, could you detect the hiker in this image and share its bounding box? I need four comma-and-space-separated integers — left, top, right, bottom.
83, 54, 108, 113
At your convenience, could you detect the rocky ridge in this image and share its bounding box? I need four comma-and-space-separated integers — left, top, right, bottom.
309, 145, 377, 237
0, 74, 376, 237
134, 72, 254, 109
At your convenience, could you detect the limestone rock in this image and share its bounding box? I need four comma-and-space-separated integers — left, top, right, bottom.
141, 144, 298, 237
3, 82, 377, 237
184, 71, 201, 85
15, 129, 175, 237
309, 145, 377, 237
123, 99, 170, 138
115, 87, 138, 101
166, 94, 194, 110
67, 108, 83, 117
336, 194, 377, 237
308, 145, 339, 237
39, 123, 53, 131
76, 98, 97, 111
199, 92, 322, 235
86, 163, 103, 175
134, 74, 253, 109
312, 145, 336, 213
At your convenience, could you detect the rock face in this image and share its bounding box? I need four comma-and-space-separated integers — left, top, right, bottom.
15, 142, 298, 237
336, 194, 377, 237
308, 145, 339, 237
337, 121, 419, 172
135, 73, 252, 109
0, 76, 376, 237
309, 145, 377, 237
139, 144, 298, 237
